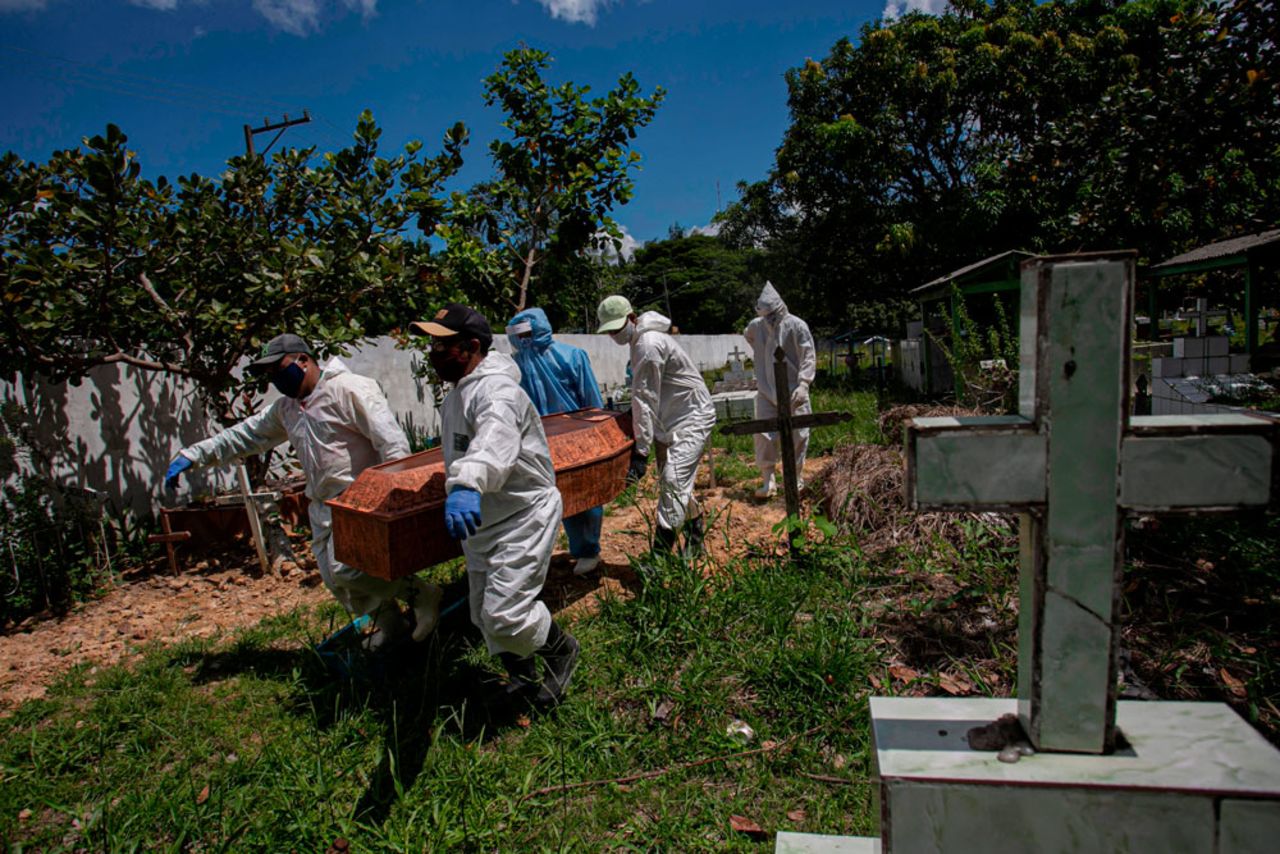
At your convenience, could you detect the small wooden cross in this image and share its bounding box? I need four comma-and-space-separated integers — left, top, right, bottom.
905, 252, 1277, 754
721, 346, 854, 555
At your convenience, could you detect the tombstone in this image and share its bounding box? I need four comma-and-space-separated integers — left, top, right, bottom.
778, 252, 1280, 853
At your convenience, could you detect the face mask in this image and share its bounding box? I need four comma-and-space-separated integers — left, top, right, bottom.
609, 320, 635, 346
515, 336, 535, 353
271, 362, 307, 398
430, 343, 474, 384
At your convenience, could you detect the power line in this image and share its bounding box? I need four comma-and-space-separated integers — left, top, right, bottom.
0, 60, 251, 119
0, 43, 300, 116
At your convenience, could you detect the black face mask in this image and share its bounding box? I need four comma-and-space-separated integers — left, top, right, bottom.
271, 362, 307, 398
429, 342, 475, 384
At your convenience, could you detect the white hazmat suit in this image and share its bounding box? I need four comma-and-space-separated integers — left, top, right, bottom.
441, 350, 562, 658
179, 358, 416, 617
626, 311, 717, 532
745, 283, 817, 494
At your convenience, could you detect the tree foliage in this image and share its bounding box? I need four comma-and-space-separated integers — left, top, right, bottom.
440, 47, 665, 314
1, 113, 466, 425
718, 0, 1280, 333
621, 233, 766, 333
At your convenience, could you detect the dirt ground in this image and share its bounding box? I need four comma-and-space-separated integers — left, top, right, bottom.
0, 460, 826, 715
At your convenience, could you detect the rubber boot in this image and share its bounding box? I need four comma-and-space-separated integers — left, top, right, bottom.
754, 468, 776, 500
362, 603, 404, 652
683, 514, 705, 558
497, 652, 540, 700
653, 524, 678, 553
406, 578, 444, 642
534, 621, 580, 707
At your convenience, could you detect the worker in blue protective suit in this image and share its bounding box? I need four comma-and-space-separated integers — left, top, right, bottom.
505, 308, 606, 577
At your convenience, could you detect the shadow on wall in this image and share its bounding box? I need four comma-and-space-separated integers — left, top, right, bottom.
6, 365, 222, 518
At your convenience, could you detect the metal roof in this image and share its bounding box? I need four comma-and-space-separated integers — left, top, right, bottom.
911, 250, 1033, 296
1149, 229, 1280, 272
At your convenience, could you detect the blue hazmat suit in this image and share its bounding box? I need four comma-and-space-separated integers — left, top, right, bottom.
506, 308, 605, 559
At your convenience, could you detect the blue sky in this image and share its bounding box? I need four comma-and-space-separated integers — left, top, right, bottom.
0, 0, 943, 246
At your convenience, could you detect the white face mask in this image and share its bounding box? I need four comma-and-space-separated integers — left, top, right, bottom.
609, 319, 635, 346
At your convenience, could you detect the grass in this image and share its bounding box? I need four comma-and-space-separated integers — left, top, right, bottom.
0, 541, 898, 851
2, 386, 1276, 850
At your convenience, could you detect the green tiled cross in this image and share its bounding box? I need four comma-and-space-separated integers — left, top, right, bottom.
905, 252, 1277, 755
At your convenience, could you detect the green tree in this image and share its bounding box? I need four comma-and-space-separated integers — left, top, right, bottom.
441, 47, 665, 314
718, 0, 1280, 333
623, 233, 765, 333
1, 113, 466, 427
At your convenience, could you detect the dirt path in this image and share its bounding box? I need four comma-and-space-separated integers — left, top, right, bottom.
0, 461, 825, 714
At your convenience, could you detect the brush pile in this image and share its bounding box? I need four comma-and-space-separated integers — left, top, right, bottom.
814, 404, 1014, 555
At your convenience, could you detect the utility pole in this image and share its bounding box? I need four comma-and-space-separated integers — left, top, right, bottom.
243, 110, 311, 157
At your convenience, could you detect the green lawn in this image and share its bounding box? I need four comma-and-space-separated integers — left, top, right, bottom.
3, 386, 1275, 851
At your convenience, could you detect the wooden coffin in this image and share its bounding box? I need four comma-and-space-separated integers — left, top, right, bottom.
328, 408, 634, 580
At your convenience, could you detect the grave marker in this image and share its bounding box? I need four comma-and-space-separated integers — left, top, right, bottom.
780, 252, 1280, 853
721, 346, 854, 554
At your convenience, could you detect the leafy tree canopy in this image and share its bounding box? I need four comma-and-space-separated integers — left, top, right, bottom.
1, 113, 466, 425
718, 0, 1279, 334
440, 47, 665, 315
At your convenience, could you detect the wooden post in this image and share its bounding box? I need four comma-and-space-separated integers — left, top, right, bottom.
238, 463, 274, 576
773, 347, 801, 556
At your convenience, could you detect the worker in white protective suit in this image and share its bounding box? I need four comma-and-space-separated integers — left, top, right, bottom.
412, 304, 579, 708
596, 295, 716, 555
163, 333, 442, 650
744, 282, 817, 499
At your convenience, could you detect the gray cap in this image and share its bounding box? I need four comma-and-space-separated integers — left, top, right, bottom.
248, 333, 313, 371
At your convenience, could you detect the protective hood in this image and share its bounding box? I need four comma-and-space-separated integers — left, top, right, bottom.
635, 311, 673, 336
505, 308, 604, 415
756, 281, 788, 320
456, 349, 522, 391
506, 307, 555, 354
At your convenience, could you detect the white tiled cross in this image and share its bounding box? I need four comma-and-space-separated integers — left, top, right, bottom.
905, 252, 1277, 754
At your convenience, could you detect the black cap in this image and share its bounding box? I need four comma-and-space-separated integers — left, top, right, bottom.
411, 304, 493, 347
247, 333, 313, 372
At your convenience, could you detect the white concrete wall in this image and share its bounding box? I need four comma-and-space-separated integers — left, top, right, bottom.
3, 332, 748, 516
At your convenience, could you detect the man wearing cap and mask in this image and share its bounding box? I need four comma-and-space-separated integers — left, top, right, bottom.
596, 295, 715, 555
162, 333, 443, 650
505, 307, 605, 577
412, 305, 580, 707
744, 282, 817, 499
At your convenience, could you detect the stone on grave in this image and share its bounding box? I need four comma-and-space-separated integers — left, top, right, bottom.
785, 253, 1280, 853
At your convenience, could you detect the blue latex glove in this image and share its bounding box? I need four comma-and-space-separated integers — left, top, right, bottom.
626, 450, 648, 484
444, 487, 482, 540
165, 455, 193, 490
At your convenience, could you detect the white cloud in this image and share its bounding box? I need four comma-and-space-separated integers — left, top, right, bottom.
686, 221, 722, 239
251, 0, 376, 35
535, 0, 613, 27
342, 0, 377, 19
0, 0, 50, 11
882, 0, 949, 21
591, 223, 639, 264
0, 0, 380, 32
253, 0, 321, 35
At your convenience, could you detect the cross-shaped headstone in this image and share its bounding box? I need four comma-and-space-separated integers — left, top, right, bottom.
1183, 296, 1230, 337
728, 345, 747, 365
721, 346, 855, 555
906, 252, 1277, 754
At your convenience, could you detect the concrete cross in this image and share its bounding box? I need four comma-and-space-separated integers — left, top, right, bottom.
722, 346, 854, 555
728, 345, 747, 364
1182, 297, 1230, 338
906, 252, 1277, 754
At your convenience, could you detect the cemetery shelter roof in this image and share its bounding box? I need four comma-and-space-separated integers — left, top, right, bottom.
1147, 228, 1280, 278
911, 250, 1034, 300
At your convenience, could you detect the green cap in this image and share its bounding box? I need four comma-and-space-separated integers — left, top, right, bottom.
596, 295, 633, 333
